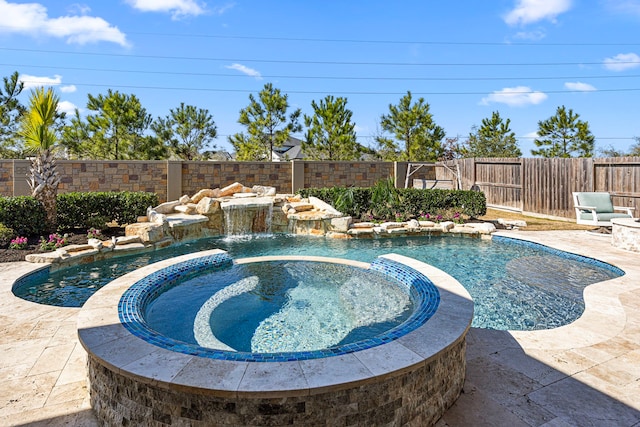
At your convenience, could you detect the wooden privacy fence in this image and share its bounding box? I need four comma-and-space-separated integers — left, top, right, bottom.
444, 157, 640, 220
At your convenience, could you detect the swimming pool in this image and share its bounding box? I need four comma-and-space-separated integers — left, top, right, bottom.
14, 234, 623, 330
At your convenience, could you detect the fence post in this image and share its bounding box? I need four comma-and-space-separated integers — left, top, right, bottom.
12, 159, 31, 197
394, 162, 407, 188
291, 160, 305, 192
166, 161, 182, 202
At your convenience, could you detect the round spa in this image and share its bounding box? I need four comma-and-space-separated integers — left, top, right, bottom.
77, 249, 473, 426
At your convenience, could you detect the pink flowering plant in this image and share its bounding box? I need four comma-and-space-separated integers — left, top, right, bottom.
87, 227, 102, 240
39, 233, 69, 251
9, 236, 28, 250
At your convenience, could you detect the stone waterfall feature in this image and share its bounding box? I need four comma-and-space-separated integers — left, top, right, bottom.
221, 196, 275, 236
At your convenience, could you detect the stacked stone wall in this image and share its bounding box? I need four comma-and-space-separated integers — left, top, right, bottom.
0, 160, 13, 196
56, 161, 168, 201
304, 161, 393, 189
88, 339, 466, 426
181, 161, 292, 197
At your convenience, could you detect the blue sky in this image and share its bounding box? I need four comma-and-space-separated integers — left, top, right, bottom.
1, 0, 639, 156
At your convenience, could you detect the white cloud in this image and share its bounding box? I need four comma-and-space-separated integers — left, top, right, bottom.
125, 0, 206, 19
603, 0, 640, 16
225, 63, 262, 79
57, 101, 78, 115
603, 53, 640, 71
480, 86, 548, 107
504, 0, 572, 25
60, 85, 77, 93
564, 82, 596, 91
19, 74, 63, 89
0, 0, 128, 46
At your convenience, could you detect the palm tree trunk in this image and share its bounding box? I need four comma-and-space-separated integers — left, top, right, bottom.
28, 148, 60, 231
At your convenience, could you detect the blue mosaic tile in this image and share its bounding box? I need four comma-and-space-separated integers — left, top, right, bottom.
119, 252, 441, 362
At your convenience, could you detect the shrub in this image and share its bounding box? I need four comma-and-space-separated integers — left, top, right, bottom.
0, 222, 15, 246
0, 196, 46, 236
299, 180, 486, 221
56, 191, 158, 230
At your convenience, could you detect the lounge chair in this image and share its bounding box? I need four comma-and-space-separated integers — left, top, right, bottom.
572, 192, 635, 232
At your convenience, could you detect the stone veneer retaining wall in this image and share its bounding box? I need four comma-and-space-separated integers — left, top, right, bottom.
0, 160, 438, 202
87, 339, 466, 426
181, 161, 292, 196
303, 161, 394, 189
0, 160, 13, 196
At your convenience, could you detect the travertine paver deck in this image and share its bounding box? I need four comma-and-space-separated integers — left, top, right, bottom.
0, 230, 639, 426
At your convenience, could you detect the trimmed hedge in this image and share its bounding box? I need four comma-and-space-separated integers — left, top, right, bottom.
57, 191, 158, 230
299, 185, 486, 220
0, 191, 158, 235
0, 196, 47, 236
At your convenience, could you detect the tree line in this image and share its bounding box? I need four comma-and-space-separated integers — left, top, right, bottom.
1, 71, 639, 162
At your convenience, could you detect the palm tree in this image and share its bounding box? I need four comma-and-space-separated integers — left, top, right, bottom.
20, 87, 62, 231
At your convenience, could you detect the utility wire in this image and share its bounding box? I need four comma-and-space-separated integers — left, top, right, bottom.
5, 62, 640, 82
2, 47, 639, 67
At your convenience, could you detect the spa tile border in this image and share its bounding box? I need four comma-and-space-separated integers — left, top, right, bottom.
118, 253, 441, 362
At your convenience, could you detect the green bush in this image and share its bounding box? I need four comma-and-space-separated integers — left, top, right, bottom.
0, 196, 46, 236
0, 222, 15, 246
56, 191, 158, 230
299, 181, 486, 221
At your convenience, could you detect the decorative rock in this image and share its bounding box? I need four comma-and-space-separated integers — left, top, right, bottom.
309, 197, 342, 216
406, 219, 420, 229
115, 235, 142, 245
465, 222, 497, 234
196, 197, 220, 215
287, 208, 297, 215
191, 188, 220, 204
497, 218, 527, 228
153, 200, 181, 214
219, 182, 244, 197
440, 221, 455, 231
418, 220, 436, 227
125, 222, 165, 243
232, 192, 257, 198
88, 238, 103, 249
281, 203, 292, 214
380, 222, 405, 230
137, 216, 148, 223
174, 204, 197, 215
289, 202, 315, 212
286, 195, 302, 203
330, 216, 352, 233
252, 185, 276, 196
179, 195, 192, 204
352, 222, 377, 228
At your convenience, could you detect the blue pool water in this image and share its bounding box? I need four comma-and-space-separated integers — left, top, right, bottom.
13, 234, 623, 330
144, 260, 416, 354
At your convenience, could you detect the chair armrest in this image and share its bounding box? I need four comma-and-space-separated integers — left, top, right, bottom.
613, 206, 635, 215
574, 204, 597, 211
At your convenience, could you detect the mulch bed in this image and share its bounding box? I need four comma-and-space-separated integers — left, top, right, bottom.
0, 227, 125, 263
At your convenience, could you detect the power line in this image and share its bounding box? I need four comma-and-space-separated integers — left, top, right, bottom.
1, 25, 639, 46
5, 62, 640, 82
20, 81, 640, 95
2, 47, 639, 67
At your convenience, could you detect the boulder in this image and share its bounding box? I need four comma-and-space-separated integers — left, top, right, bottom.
330, 216, 352, 233
252, 185, 276, 196
440, 221, 455, 231
175, 204, 197, 215
219, 182, 244, 197
154, 200, 181, 214
179, 194, 192, 204
289, 202, 315, 212
191, 188, 220, 204
196, 197, 221, 215
125, 223, 164, 243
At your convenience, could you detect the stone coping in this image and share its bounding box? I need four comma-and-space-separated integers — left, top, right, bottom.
612, 217, 640, 228
77, 250, 473, 398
